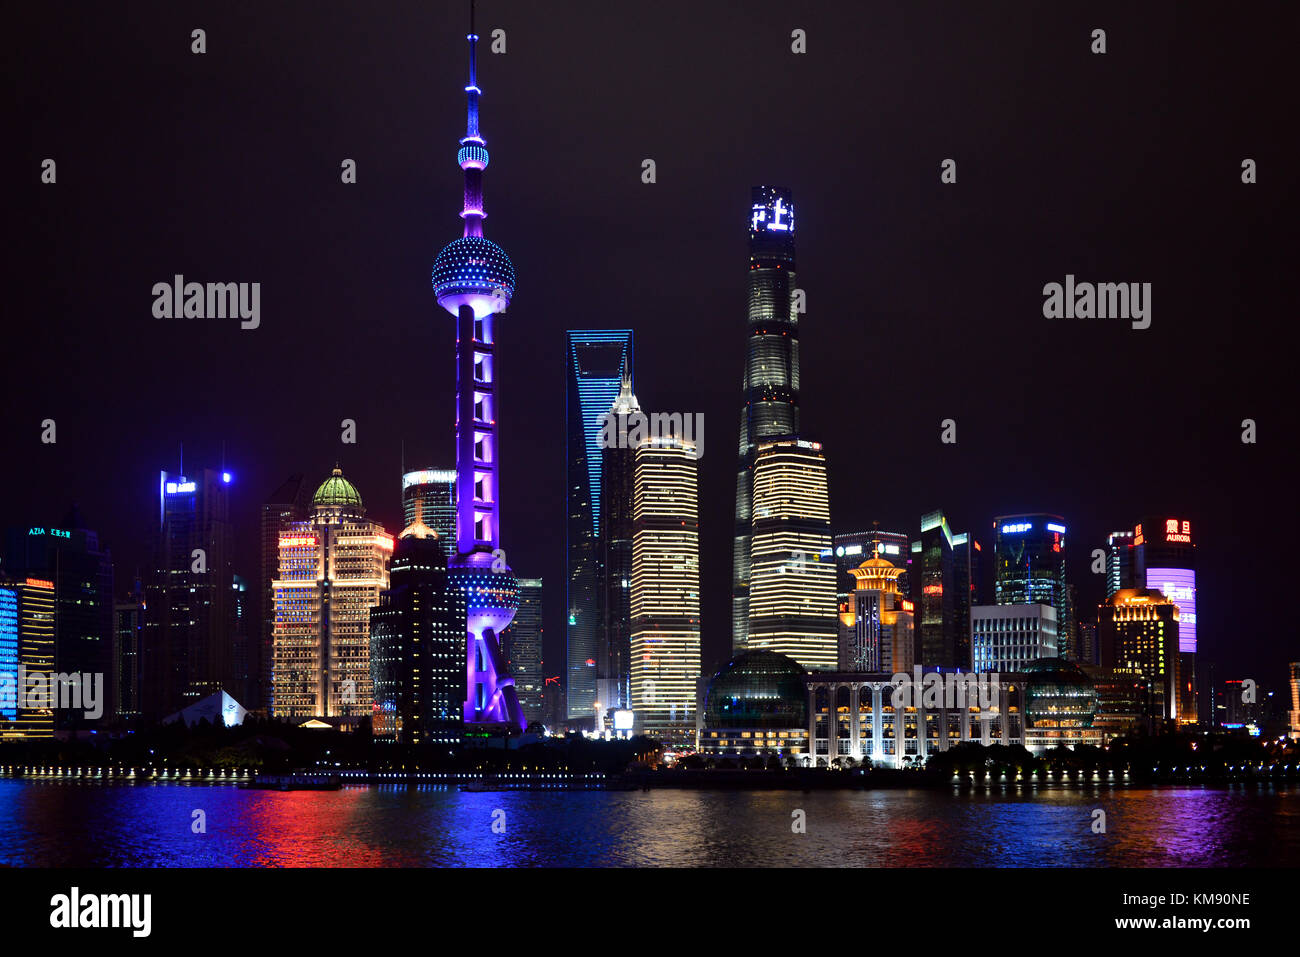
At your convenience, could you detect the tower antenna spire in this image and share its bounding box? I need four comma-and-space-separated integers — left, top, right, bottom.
458, 0, 487, 238
432, 2, 523, 731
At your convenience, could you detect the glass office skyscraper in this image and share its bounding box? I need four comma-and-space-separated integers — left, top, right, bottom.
1133, 515, 1197, 724
993, 514, 1068, 657
597, 374, 639, 723
504, 577, 544, 725
144, 468, 236, 719
369, 512, 465, 746
402, 469, 456, 547
565, 329, 633, 720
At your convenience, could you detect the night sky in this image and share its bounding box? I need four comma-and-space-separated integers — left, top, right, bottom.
7, 1, 1296, 694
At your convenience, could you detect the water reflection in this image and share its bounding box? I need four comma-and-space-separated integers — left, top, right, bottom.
1, 780, 1294, 867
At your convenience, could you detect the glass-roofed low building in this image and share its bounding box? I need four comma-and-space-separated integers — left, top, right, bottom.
697, 650, 810, 758
1021, 657, 1101, 750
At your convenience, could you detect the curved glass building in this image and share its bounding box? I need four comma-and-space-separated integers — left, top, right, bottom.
699, 649, 808, 756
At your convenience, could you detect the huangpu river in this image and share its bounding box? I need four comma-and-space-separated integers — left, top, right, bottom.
2, 779, 1296, 867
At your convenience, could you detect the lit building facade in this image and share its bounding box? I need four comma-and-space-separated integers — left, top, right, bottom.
369, 511, 465, 746
402, 469, 456, 548
838, 555, 914, 673
953, 531, 983, 652
259, 474, 308, 713
747, 438, 837, 671
993, 514, 1068, 657
915, 510, 973, 669
833, 529, 911, 625
833, 530, 911, 590
113, 581, 144, 722
1133, 516, 1197, 724
0, 577, 54, 739
4, 515, 114, 730
1076, 620, 1099, 666
431, 14, 526, 731
733, 186, 800, 653
596, 374, 639, 726
804, 672, 1027, 767
143, 468, 236, 719
272, 468, 393, 723
1098, 588, 1180, 724
565, 329, 633, 720
1081, 663, 1147, 736
1288, 662, 1300, 739
630, 436, 701, 745
970, 603, 1058, 673
1106, 529, 1134, 599
503, 577, 543, 725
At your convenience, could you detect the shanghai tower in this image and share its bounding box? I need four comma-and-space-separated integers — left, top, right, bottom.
431, 1, 524, 730
732, 186, 800, 651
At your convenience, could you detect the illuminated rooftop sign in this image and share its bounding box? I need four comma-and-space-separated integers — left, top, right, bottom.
1046, 523, 1066, 534
750, 195, 795, 234
402, 469, 457, 489
1001, 522, 1033, 534
165, 481, 196, 494
27, 527, 71, 539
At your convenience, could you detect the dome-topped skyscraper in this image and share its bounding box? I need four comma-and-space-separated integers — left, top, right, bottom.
435, 1, 524, 731
271, 468, 393, 723
311, 467, 363, 511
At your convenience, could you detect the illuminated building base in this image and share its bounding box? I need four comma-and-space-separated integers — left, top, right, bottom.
449, 558, 525, 730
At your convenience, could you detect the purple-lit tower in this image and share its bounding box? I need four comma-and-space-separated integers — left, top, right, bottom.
432, 4, 524, 731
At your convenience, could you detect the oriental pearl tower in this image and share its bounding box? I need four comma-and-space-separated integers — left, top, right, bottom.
432, 1, 525, 731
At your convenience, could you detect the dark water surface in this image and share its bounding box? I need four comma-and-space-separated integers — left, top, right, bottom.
2, 780, 1295, 867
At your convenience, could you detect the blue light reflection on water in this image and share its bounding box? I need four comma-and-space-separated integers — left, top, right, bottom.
1, 780, 1294, 867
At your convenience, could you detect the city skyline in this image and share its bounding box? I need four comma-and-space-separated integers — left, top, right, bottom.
5, 1, 1292, 695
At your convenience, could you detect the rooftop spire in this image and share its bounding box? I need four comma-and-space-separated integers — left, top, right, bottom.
457, 0, 488, 238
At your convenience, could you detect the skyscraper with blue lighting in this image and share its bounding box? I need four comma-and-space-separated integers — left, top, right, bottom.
431, 4, 524, 730
565, 329, 633, 720
144, 468, 236, 718
993, 513, 1068, 657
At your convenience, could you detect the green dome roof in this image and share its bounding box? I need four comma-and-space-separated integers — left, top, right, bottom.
312, 467, 363, 509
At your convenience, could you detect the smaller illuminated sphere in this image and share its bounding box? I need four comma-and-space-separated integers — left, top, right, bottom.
433, 236, 515, 319
447, 564, 519, 637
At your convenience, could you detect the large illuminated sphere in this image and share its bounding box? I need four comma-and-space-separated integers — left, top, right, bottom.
433, 236, 515, 318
